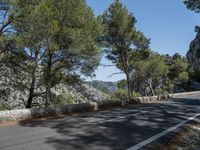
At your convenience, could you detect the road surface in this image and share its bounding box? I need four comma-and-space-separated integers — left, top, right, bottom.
0, 94, 200, 150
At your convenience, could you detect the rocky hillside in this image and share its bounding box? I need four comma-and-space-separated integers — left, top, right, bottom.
86, 80, 118, 94
0, 81, 109, 109
0, 66, 109, 109
187, 27, 200, 72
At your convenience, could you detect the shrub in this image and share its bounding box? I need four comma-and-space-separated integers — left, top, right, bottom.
111, 90, 142, 100
54, 92, 75, 106
132, 91, 141, 97
111, 89, 128, 100
155, 88, 169, 95
0, 103, 6, 111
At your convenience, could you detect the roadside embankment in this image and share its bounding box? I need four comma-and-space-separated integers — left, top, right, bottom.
148, 122, 200, 150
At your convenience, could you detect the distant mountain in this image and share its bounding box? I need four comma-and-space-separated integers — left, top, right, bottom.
86, 80, 118, 95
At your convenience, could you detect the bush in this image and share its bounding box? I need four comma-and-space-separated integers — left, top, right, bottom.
111, 90, 141, 100
0, 103, 6, 111
97, 100, 121, 109
155, 88, 169, 95
54, 92, 75, 106
132, 91, 141, 97
178, 71, 189, 83
111, 89, 128, 100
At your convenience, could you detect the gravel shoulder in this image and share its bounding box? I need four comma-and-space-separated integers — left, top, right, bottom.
142, 121, 200, 150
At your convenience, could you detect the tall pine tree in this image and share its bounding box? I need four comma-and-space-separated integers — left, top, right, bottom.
11, 0, 102, 107
102, 0, 150, 101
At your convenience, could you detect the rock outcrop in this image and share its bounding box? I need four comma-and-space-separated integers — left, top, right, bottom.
0, 65, 108, 109
187, 27, 200, 71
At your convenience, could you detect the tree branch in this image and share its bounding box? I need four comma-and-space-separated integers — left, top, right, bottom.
107, 71, 124, 78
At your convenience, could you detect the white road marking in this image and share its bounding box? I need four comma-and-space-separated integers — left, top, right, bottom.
96, 113, 140, 124
90, 111, 149, 125
127, 113, 200, 150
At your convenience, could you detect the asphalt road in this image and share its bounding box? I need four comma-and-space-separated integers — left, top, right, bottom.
1, 94, 200, 150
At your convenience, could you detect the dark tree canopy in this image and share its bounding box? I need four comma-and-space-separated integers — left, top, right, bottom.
184, 0, 200, 13
0, 0, 103, 108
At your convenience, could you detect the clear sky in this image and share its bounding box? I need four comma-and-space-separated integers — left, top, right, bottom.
85, 0, 200, 82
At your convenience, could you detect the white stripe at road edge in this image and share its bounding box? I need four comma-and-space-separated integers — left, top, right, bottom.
127, 113, 200, 150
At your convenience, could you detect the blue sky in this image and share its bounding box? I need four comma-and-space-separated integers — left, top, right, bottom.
86, 0, 200, 82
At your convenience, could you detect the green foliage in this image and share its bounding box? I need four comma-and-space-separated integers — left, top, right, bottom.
0, 102, 10, 111
162, 79, 174, 94
184, 0, 200, 13
0, 0, 16, 64
0, 104, 5, 111
111, 89, 128, 100
111, 89, 141, 100
178, 72, 189, 83
134, 54, 169, 95
188, 68, 200, 82
132, 91, 141, 97
54, 92, 75, 106
166, 53, 189, 87
0, 0, 196, 110
14, 0, 102, 77
154, 88, 169, 95
135, 55, 168, 83
102, 0, 150, 100
168, 57, 188, 80
10, 0, 102, 107
116, 79, 127, 89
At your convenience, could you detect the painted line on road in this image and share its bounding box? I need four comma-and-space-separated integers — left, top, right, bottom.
90, 111, 148, 125
127, 113, 200, 150
97, 113, 141, 124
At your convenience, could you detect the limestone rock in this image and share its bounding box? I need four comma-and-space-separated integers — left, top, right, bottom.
187, 29, 200, 71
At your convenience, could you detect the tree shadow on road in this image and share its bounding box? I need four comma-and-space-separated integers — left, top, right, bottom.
18, 96, 200, 150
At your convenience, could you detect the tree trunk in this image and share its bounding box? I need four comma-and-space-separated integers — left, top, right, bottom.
126, 73, 132, 101
45, 53, 52, 107
26, 52, 38, 108
147, 79, 155, 96
118, 50, 132, 102
149, 84, 155, 96
45, 81, 52, 107
26, 79, 35, 108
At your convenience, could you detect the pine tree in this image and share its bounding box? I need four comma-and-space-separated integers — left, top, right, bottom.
6, 0, 102, 108
134, 54, 169, 96
184, 0, 200, 13
102, 0, 150, 101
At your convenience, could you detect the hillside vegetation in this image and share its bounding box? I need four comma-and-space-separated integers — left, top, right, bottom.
0, 0, 200, 110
